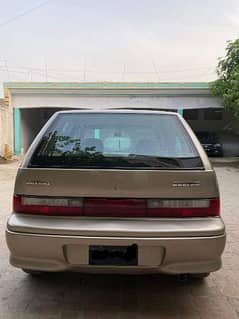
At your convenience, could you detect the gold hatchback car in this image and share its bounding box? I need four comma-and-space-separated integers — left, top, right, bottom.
6, 110, 226, 278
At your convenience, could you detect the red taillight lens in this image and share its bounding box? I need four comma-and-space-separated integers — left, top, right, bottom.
84, 198, 146, 217
13, 195, 220, 217
147, 198, 220, 217
13, 195, 83, 216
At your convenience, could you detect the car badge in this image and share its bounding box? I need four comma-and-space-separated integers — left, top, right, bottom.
172, 181, 200, 187
26, 181, 50, 186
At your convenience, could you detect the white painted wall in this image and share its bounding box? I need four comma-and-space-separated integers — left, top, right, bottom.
11, 93, 222, 110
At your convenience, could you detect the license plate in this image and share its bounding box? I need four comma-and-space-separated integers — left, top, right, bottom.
89, 244, 138, 266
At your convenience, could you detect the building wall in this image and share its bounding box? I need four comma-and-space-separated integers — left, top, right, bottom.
10, 92, 222, 110
0, 102, 13, 159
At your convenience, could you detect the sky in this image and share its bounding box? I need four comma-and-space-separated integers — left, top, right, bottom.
0, 0, 238, 95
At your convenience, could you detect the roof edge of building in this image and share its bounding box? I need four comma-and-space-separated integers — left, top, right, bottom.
3, 81, 211, 90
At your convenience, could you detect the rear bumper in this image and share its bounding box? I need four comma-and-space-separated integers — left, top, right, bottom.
6, 214, 226, 274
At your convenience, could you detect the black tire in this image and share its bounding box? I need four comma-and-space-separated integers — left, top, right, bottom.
22, 268, 45, 276
190, 272, 210, 280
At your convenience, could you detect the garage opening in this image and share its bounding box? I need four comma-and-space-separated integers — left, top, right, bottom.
183, 108, 239, 156
20, 108, 73, 153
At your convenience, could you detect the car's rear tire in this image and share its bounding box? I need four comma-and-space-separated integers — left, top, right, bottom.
22, 268, 45, 276
190, 272, 210, 280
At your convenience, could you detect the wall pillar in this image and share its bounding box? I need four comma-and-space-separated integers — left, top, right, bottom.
177, 109, 184, 116
14, 108, 21, 155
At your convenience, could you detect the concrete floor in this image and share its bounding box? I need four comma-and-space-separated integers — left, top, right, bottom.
0, 161, 239, 319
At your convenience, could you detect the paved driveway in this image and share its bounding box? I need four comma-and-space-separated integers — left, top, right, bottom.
0, 161, 239, 319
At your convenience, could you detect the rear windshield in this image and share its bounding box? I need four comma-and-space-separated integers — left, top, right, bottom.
29, 113, 203, 169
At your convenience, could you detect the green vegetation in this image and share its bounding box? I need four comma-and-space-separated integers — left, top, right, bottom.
211, 39, 239, 118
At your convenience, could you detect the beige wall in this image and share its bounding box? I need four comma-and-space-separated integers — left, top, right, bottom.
0, 104, 13, 159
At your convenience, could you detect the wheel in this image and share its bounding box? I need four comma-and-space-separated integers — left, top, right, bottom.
22, 268, 45, 276
190, 272, 210, 280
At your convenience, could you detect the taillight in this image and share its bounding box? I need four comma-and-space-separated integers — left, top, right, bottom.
13, 195, 83, 216
84, 198, 146, 217
13, 195, 220, 217
147, 198, 220, 217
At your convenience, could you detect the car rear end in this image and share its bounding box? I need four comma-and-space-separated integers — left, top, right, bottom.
6, 110, 226, 275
